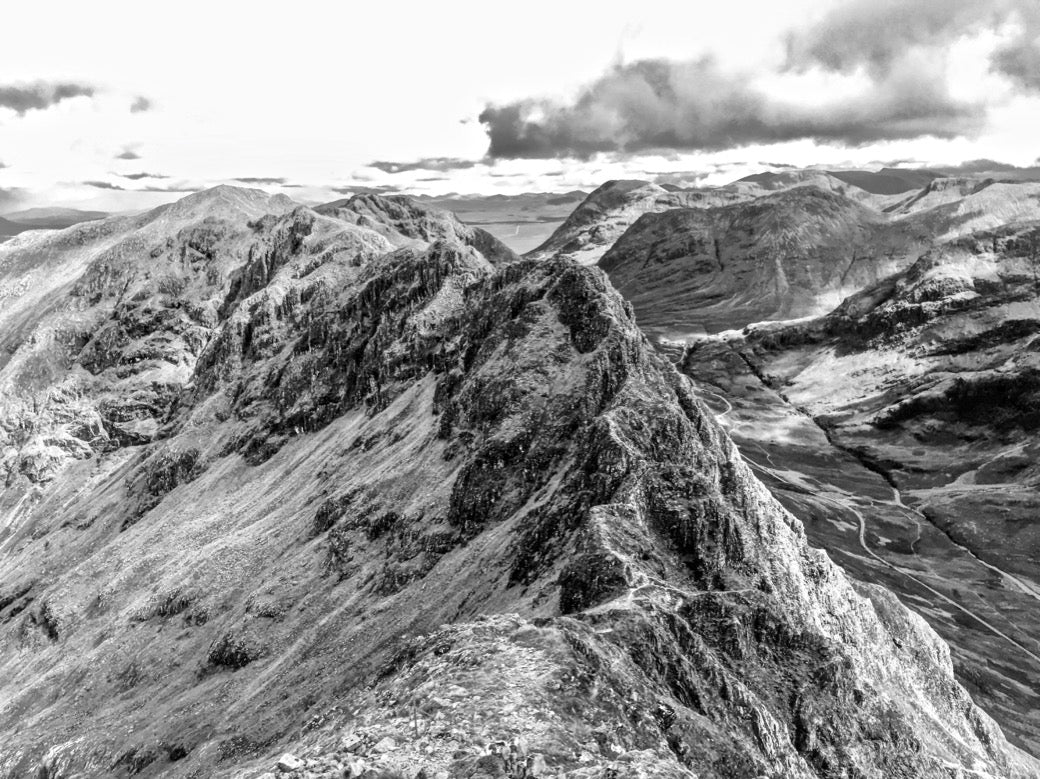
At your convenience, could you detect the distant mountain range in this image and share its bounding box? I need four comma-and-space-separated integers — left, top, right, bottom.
522, 169, 1040, 340
826, 166, 941, 194
0, 207, 108, 238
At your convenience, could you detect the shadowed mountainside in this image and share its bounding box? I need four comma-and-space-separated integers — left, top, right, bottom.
525, 180, 746, 266
598, 185, 933, 339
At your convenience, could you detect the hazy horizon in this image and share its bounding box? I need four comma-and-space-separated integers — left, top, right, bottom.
2, 0, 1039, 211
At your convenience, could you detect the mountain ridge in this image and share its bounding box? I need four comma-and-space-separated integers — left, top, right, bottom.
0, 186, 1033, 777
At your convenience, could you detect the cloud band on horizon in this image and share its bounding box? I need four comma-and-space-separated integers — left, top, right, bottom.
480, 56, 982, 158
480, 0, 1038, 160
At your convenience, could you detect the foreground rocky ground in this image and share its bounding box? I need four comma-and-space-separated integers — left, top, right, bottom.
0, 186, 1034, 777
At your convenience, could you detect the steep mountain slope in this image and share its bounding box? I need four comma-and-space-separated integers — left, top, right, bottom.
313, 193, 517, 265
599, 186, 931, 339
0, 186, 300, 482
680, 224, 1040, 752
525, 180, 744, 265
736, 227, 1040, 578
903, 180, 1040, 239
885, 177, 995, 215
0, 188, 1033, 778
525, 171, 906, 270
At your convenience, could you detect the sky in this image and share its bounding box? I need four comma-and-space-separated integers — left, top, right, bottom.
1, 0, 1039, 212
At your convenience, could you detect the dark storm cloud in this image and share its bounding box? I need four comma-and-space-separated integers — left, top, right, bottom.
783, 0, 1008, 75
118, 172, 169, 180
786, 0, 1040, 92
992, 35, 1040, 92
480, 57, 982, 159
480, 0, 1040, 160
367, 158, 479, 174
130, 96, 153, 113
233, 177, 287, 185
0, 82, 96, 114
83, 180, 126, 190
115, 149, 142, 160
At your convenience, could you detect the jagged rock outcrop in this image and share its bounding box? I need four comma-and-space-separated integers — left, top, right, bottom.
315, 193, 518, 267
0, 186, 297, 487
0, 187, 1034, 778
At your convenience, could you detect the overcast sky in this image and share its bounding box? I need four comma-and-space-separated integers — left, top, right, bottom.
1, 0, 1038, 211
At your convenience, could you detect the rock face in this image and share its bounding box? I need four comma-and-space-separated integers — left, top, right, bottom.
0, 185, 298, 486
0, 187, 1034, 778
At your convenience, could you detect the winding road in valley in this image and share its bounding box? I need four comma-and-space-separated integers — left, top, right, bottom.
692, 384, 1040, 667
886, 485, 1040, 605
744, 457, 1040, 666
